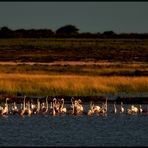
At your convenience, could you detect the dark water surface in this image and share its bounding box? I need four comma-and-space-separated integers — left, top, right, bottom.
0, 104, 148, 147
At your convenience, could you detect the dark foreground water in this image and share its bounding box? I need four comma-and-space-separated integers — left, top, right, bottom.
1, 104, 148, 147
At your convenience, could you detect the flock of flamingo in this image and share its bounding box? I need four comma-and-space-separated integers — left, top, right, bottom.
0, 96, 147, 116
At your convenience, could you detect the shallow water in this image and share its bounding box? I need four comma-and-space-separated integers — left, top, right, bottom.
0, 104, 148, 146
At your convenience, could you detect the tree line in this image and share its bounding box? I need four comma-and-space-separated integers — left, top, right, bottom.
1, 25, 148, 39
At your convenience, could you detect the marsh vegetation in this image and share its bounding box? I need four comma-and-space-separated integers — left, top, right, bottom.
0, 38, 147, 99
0, 38, 148, 62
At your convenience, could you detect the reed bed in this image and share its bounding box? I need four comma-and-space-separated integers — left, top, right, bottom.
0, 73, 147, 96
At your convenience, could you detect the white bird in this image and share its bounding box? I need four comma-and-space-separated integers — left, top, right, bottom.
78, 99, 84, 112
127, 105, 138, 114
27, 101, 32, 116
59, 98, 67, 113
0, 106, 3, 115
139, 105, 143, 113
87, 109, 94, 116
89, 101, 101, 114
37, 98, 41, 113
131, 105, 138, 113
99, 99, 108, 115
20, 96, 27, 116
1, 98, 9, 115
45, 96, 49, 113
40, 96, 49, 114
41, 102, 46, 111
20, 96, 32, 116
31, 101, 37, 114
87, 101, 95, 116
11, 102, 19, 114
71, 97, 75, 114
71, 98, 83, 115
113, 102, 117, 114
51, 98, 59, 116
93, 105, 101, 113
120, 102, 124, 113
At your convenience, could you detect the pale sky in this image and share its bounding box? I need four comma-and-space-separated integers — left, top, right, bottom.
0, 2, 148, 33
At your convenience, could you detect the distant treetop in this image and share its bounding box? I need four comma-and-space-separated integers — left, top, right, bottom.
56, 25, 79, 35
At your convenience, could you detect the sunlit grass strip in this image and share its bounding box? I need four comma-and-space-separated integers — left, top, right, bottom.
0, 74, 147, 96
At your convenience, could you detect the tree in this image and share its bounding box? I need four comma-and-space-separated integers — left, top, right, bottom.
0, 26, 14, 38
56, 25, 79, 37
101, 31, 117, 38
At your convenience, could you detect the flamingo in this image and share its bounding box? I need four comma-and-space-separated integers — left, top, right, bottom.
71, 97, 75, 114
99, 103, 106, 114
120, 102, 124, 113
20, 103, 23, 110
88, 101, 101, 114
20, 96, 31, 116
50, 102, 53, 110
41, 102, 46, 112
74, 99, 84, 113
27, 101, 32, 116
113, 102, 117, 114
71, 98, 83, 115
78, 99, 84, 112
87, 109, 94, 116
37, 98, 41, 113
59, 98, 67, 113
139, 105, 143, 113
40, 96, 49, 114
20, 96, 26, 116
99, 98, 108, 115
51, 98, 60, 116
87, 101, 95, 116
49, 98, 59, 116
127, 105, 138, 114
0, 106, 3, 115
93, 104, 101, 113
1, 98, 9, 115
105, 98, 108, 113
45, 96, 49, 113
131, 105, 138, 113
11, 102, 19, 114
31, 100, 37, 114
52, 101, 57, 116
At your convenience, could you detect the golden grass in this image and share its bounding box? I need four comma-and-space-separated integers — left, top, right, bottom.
0, 62, 147, 76
0, 73, 147, 96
